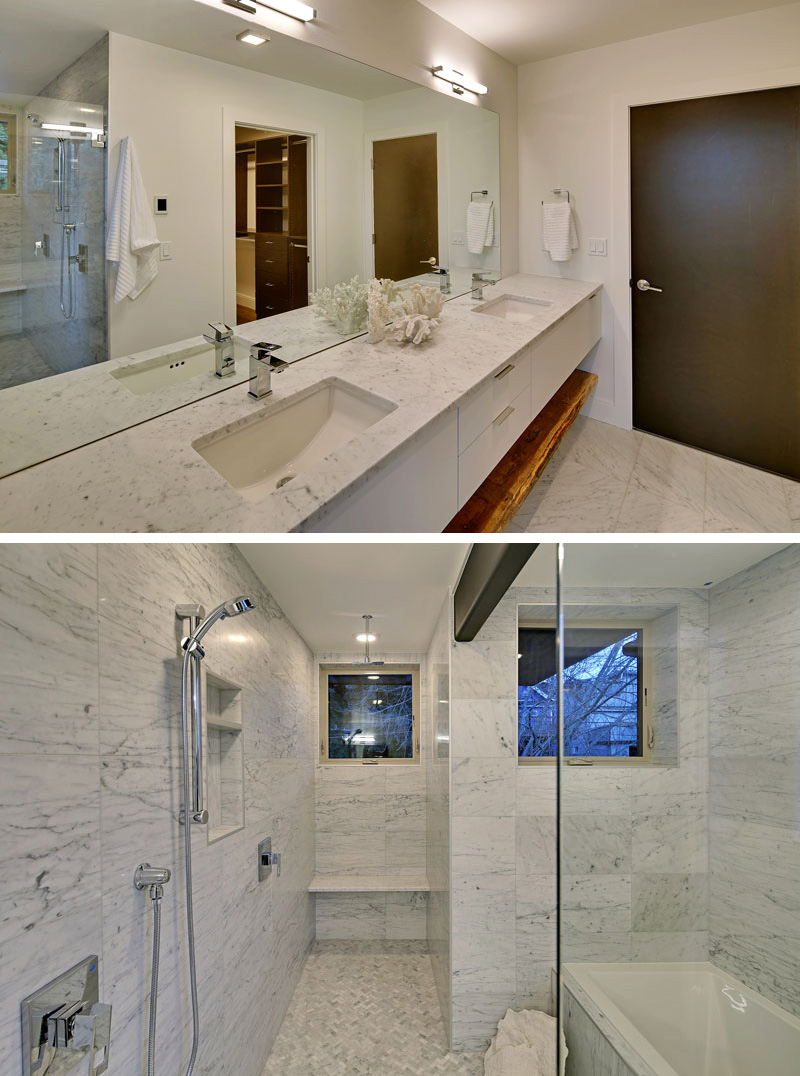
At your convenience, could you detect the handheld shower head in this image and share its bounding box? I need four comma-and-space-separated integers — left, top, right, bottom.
223, 596, 255, 618
180, 595, 256, 654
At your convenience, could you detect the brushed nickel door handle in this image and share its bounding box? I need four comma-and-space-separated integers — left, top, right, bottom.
637, 279, 663, 293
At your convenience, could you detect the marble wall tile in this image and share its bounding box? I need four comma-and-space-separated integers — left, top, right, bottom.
562, 875, 632, 934
386, 892, 428, 940
516, 816, 557, 877
451, 984, 518, 1051
631, 810, 707, 874
315, 893, 387, 939
452, 756, 516, 817
450, 698, 517, 757
0, 753, 101, 942
630, 931, 708, 962
632, 873, 708, 933
451, 640, 517, 701
560, 768, 632, 816
516, 766, 556, 815
561, 815, 631, 875
2, 542, 317, 1076
0, 543, 99, 754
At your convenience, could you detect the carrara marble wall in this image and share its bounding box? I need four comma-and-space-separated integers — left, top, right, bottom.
0, 542, 316, 1076
709, 544, 800, 1017
449, 584, 710, 1050
313, 650, 430, 941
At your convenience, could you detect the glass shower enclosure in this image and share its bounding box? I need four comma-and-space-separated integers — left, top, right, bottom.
0, 92, 107, 390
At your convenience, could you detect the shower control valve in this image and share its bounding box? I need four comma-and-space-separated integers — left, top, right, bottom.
258, 836, 281, 879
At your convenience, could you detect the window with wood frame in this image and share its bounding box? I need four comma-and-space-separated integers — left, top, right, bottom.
0, 113, 17, 194
518, 622, 652, 762
320, 665, 419, 764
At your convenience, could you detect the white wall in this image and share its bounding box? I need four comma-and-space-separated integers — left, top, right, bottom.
108, 33, 366, 357
364, 88, 501, 275
518, 2, 800, 427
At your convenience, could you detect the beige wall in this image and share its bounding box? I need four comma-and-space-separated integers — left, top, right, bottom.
517, 1, 800, 428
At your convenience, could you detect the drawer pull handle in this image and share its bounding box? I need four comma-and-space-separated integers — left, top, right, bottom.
494, 364, 515, 380
494, 405, 515, 426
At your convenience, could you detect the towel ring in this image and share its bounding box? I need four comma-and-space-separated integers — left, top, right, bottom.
471, 190, 490, 201
542, 188, 571, 205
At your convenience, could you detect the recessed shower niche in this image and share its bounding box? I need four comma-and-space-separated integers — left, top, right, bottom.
204, 668, 244, 843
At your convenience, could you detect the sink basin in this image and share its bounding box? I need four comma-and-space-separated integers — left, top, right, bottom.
193, 380, 397, 501
473, 294, 553, 323
112, 341, 246, 395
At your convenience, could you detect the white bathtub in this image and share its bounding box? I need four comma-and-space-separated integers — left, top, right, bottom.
562, 962, 800, 1076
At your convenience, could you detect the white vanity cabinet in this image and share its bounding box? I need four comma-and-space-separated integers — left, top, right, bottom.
308, 291, 601, 531
309, 410, 459, 533
457, 292, 601, 508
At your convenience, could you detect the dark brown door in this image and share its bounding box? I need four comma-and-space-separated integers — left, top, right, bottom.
631, 86, 800, 480
373, 133, 438, 281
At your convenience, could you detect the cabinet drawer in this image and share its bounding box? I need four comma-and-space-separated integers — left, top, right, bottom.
458, 383, 531, 507
531, 292, 601, 414
458, 350, 531, 452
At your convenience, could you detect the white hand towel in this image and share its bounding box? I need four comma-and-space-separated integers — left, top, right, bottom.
483, 1008, 567, 1076
467, 201, 495, 254
542, 201, 578, 262
106, 136, 160, 303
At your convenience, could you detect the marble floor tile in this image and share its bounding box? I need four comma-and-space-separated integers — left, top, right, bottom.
703, 454, 793, 532
502, 415, 799, 533
262, 942, 484, 1074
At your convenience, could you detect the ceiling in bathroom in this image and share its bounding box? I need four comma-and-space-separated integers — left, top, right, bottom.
238, 542, 469, 652
415, 0, 800, 65
0, 0, 414, 97
515, 542, 790, 589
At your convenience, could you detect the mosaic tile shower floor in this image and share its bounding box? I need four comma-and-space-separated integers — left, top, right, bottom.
262, 942, 485, 1075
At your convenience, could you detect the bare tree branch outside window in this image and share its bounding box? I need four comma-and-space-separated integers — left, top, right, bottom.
328, 673, 414, 758
519, 628, 642, 757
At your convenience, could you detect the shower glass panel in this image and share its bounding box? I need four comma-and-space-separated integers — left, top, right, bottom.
0, 92, 107, 390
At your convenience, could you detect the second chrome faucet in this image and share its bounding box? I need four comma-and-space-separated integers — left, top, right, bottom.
249, 342, 289, 399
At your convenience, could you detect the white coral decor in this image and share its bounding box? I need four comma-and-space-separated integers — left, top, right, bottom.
310, 276, 369, 335
391, 284, 443, 346
366, 278, 393, 344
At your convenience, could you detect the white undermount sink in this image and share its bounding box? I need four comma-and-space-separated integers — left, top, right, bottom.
111, 341, 245, 395
193, 380, 397, 501
474, 293, 553, 323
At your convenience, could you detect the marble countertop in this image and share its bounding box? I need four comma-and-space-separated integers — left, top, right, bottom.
0, 274, 600, 533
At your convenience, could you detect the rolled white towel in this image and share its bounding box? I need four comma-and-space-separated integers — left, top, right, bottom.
467, 201, 495, 254
484, 1008, 567, 1076
542, 202, 578, 263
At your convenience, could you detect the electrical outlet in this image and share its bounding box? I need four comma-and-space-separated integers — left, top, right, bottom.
588, 237, 607, 256
160, 242, 173, 261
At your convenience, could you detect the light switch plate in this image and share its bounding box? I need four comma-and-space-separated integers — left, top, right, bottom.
588, 237, 607, 256
160, 242, 173, 261
451, 231, 465, 246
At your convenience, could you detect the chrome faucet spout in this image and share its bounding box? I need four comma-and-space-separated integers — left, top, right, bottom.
203, 322, 236, 378
472, 273, 498, 301
248, 342, 288, 400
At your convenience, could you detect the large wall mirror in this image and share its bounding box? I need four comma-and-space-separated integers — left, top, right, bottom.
0, 16, 500, 479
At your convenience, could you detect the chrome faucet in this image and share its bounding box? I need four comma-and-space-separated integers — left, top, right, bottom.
420, 258, 451, 295
204, 322, 236, 378
472, 272, 498, 301
249, 342, 289, 399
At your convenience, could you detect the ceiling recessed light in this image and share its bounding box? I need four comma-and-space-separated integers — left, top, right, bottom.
355, 632, 377, 643
367, 674, 379, 680
432, 65, 488, 97
236, 28, 269, 44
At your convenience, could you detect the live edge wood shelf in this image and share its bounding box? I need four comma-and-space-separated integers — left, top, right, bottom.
444, 369, 598, 533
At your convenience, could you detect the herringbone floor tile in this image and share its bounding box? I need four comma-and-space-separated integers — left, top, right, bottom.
262, 942, 485, 1075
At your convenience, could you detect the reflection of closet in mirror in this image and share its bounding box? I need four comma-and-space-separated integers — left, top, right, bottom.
234, 124, 309, 325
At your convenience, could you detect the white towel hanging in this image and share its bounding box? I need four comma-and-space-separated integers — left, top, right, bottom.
106, 136, 160, 302
542, 201, 578, 262
467, 200, 494, 254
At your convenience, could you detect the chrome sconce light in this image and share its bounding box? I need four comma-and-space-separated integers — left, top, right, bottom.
432, 64, 488, 97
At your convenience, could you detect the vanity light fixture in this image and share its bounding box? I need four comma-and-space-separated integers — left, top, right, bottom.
40, 122, 106, 138
236, 28, 269, 44
199, 0, 316, 23
432, 64, 488, 97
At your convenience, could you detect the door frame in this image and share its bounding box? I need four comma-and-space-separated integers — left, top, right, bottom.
609, 64, 800, 430
364, 122, 450, 280
222, 106, 320, 327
